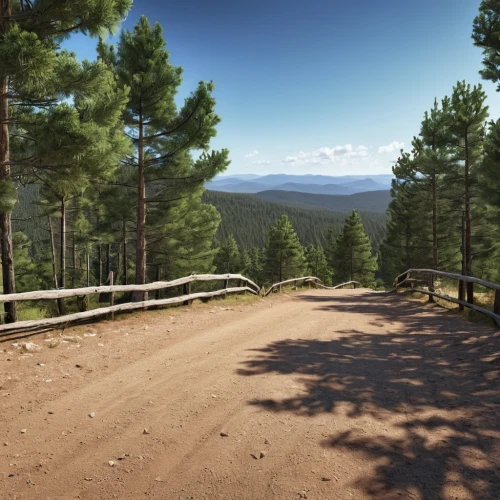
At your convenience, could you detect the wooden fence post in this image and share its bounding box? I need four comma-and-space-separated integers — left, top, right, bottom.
183, 282, 192, 306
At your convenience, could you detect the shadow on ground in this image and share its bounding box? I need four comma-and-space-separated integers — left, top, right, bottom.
237, 292, 500, 499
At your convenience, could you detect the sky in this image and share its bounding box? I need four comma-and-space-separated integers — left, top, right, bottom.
63, 0, 500, 177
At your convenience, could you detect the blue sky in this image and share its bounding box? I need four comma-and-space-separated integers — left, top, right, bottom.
64, 0, 500, 176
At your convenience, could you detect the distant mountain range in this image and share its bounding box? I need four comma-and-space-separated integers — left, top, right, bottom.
206, 174, 393, 195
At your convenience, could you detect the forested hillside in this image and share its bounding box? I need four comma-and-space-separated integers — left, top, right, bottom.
254, 189, 391, 213
203, 190, 387, 249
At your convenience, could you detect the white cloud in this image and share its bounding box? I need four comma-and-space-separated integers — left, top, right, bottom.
281, 144, 369, 165
245, 150, 259, 158
378, 141, 404, 154
252, 159, 270, 165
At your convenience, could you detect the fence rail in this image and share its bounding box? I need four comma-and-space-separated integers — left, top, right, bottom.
0, 274, 260, 334
315, 281, 362, 290
264, 276, 323, 297
0, 273, 260, 303
394, 268, 500, 327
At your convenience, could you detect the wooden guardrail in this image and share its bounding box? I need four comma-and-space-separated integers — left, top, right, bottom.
315, 280, 362, 290
0, 274, 260, 334
394, 269, 500, 327
263, 276, 323, 297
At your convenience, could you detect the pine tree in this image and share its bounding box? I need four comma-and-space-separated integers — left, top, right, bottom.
214, 235, 241, 274
477, 119, 500, 282
480, 118, 500, 208
0, 0, 131, 321
18, 57, 130, 290
445, 82, 489, 303
244, 247, 264, 284
147, 188, 221, 281
379, 179, 433, 285
264, 215, 305, 283
473, 1, 500, 90
102, 16, 228, 296
304, 244, 332, 284
332, 211, 377, 286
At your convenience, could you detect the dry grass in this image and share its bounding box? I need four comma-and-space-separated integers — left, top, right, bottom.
399, 281, 497, 327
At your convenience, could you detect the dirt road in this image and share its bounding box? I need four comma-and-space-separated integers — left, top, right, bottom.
1, 289, 499, 499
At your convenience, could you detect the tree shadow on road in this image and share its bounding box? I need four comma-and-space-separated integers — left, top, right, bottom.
237, 292, 500, 499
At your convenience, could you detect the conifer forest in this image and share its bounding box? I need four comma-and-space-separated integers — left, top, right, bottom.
2, 0, 500, 324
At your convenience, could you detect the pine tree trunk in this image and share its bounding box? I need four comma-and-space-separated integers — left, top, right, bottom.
86, 251, 90, 287
60, 197, 66, 289
431, 172, 438, 269
134, 110, 147, 300
106, 243, 110, 279
0, 0, 16, 323
459, 213, 465, 310
123, 220, 127, 285
48, 216, 64, 315
98, 244, 102, 285
155, 266, 161, 301
72, 232, 76, 288
429, 170, 438, 303
464, 133, 473, 304
48, 217, 58, 289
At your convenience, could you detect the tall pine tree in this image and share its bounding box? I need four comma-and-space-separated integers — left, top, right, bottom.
264, 215, 305, 284
0, 0, 131, 321
101, 16, 228, 297
332, 211, 377, 286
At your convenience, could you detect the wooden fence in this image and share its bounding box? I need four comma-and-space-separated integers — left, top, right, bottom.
394, 268, 500, 327
0, 273, 260, 334
263, 276, 324, 297
264, 277, 365, 297
315, 280, 362, 290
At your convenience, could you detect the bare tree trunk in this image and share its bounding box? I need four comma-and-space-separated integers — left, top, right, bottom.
123, 220, 127, 285
72, 231, 76, 288
58, 198, 67, 315
459, 213, 465, 311
98, 244, 102, 285
106, 243, 110, 279
60, 197, 66, 289
464, 135, 473, 305
429, 171, 438, 303
48, 217, 58, 289
134, 109, 147, 300
0, 0, 16, 323
86, 250, 90, 287
155, 266, 161, 300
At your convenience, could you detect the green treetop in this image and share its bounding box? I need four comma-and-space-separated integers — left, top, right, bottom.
332, 210, 377, 286
305, 244, 332, 285
264, 214, 305, 284
214, 235, 241, 274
